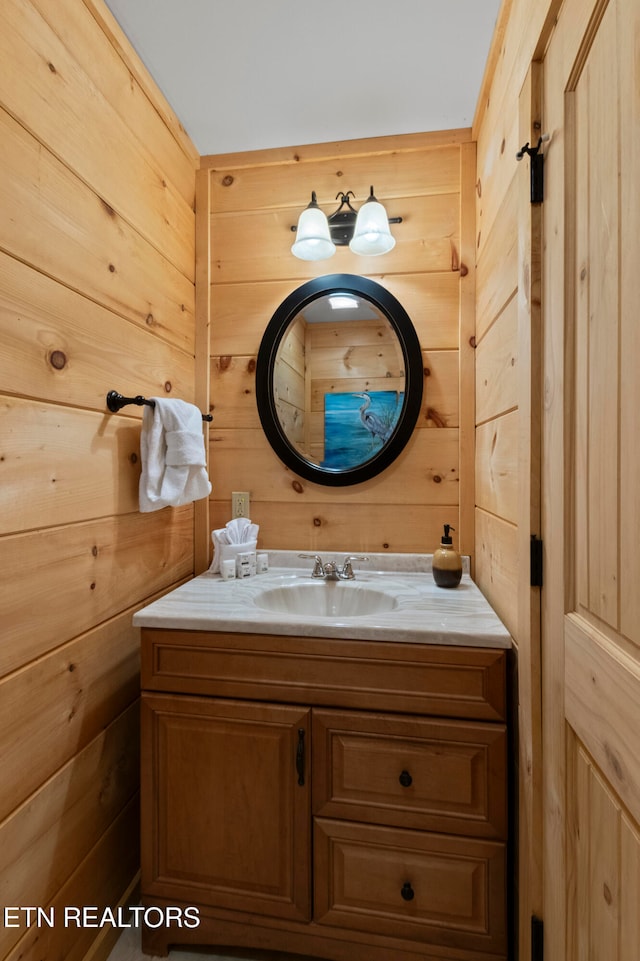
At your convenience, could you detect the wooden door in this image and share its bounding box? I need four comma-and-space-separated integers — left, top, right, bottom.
141, 693, 311, 922
542, 0, 640, 956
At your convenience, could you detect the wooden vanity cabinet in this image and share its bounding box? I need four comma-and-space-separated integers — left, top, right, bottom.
141, 694, 311, 921
140, 629, 509, 961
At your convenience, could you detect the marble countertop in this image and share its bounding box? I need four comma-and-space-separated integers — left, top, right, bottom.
133, 551, 512, 649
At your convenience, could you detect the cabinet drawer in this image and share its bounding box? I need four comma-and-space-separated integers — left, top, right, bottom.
142, 629, 507, 721
314, 818, 506, 955
313, 709, 507, 837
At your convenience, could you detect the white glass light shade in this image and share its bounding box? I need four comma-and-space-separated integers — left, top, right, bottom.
349, 198, 396, 256
291, 206, 336, 261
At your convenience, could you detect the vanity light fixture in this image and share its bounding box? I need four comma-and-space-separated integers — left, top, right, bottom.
291, 187, 401, 261
328, 294, 359, 310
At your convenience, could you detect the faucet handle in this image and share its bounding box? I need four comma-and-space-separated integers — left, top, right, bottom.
341, 555, 369, 579
298, 553, 325, 577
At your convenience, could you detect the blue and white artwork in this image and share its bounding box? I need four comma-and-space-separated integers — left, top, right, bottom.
321, 390, 404, 470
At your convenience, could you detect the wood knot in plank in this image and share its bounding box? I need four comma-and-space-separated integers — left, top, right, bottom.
49, 350, 67, 370
426, 407, 446, 428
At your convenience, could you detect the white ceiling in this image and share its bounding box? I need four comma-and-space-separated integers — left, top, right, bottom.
104, 0, 501, 158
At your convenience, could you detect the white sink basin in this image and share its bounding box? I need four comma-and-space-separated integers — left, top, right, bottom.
252, 581, 398, 617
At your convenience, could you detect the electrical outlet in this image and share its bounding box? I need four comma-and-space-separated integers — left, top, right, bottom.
232, 491, 250, 518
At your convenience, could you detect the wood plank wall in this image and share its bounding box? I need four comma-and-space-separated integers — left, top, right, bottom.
201, 132, 476, 559
0, 2, 198, 959
472, 3, 558, 957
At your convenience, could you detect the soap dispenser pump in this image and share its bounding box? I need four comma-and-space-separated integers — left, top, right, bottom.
433, 524, 462, 588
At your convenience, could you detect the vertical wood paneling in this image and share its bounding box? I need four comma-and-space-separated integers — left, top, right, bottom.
581, 3, 619, 627
203, 133, 474, 560
0, 2, 197, 958
541, 6, 573, 960
568, 734, 640, 961
542, 5, 640, 961
617, 0, 640, 646
620, 816, 640, 961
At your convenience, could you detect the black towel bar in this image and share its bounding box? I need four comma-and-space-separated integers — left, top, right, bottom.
106, 391, 213, 421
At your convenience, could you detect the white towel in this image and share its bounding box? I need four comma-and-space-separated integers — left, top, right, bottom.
209, 517, 259, 572
139, 398, 212, 512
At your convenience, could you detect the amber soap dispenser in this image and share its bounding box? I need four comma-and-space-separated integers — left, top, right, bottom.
432, 524, 462, 588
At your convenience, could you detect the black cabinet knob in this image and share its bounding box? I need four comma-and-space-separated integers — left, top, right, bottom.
401, 881, 415, 901
399, 769, 413, 787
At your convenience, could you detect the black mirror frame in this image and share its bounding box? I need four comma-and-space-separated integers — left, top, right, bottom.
256, 274, 424, 487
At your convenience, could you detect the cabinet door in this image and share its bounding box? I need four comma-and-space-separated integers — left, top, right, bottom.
141, 693, 311, 921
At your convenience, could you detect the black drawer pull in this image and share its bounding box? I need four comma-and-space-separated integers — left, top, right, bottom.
296, 728, 305, 786
399, 769, 413, 787
401, 882, 415, 902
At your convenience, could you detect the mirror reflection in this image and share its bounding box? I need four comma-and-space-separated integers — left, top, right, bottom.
256, 274, 423, 487
273, 293, 406, 470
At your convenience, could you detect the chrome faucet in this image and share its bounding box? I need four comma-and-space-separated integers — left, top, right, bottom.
298, 554, 369, 580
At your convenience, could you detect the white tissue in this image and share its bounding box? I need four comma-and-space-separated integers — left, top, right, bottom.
209, 517, 260, 573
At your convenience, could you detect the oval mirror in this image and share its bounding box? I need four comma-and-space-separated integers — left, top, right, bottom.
256, 274, 423, 486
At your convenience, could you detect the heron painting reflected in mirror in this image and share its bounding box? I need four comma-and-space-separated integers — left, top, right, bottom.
353, 392, 397, 449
